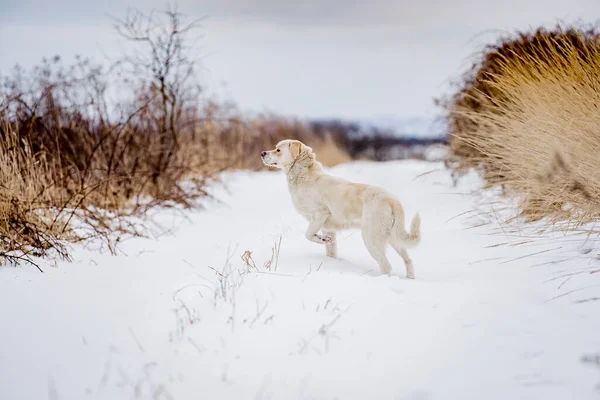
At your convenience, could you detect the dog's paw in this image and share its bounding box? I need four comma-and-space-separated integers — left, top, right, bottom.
314, 234, 334, 244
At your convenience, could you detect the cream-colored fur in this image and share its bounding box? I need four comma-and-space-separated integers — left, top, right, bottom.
261, 139, 421, 278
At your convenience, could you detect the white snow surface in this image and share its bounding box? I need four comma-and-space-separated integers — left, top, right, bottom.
1, 161, 600, 400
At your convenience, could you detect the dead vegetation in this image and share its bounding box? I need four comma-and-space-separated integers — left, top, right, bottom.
201, 112, 353, 170
0, 8, 214, 268
241, 236, 282, 273
439, 25, 600, 227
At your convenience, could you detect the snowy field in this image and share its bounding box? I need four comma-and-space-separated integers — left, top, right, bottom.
1, 161, 600, 400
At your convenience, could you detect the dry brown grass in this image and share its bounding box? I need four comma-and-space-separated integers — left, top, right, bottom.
0, 118, 142, 268
441, 25, 600, 226
0, 120, 73, 266
0, 94, 216, 268
201, 112, 352, 171
307, 134, 353, 168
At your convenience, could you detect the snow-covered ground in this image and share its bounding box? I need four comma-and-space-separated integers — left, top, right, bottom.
1, 161, 600, 400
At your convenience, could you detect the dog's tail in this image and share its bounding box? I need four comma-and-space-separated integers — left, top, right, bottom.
391, 202, 421, 249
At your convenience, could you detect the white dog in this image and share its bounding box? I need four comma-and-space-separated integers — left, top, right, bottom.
261, 139, 421, 278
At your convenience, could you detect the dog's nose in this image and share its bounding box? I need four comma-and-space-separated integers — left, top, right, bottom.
261, 151, 267, 157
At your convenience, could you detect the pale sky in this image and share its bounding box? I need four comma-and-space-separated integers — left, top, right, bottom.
2, 1, 600, 120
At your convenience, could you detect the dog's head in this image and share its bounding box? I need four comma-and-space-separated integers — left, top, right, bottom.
261, 139, 313, 169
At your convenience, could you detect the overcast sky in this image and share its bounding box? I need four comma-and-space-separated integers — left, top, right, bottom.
2, 1, 600, 120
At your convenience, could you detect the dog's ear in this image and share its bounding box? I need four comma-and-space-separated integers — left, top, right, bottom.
289, 141, 302, 159
302, 144, 313, 155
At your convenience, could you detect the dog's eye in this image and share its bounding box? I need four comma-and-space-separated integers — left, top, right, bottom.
277, 149, 281, 152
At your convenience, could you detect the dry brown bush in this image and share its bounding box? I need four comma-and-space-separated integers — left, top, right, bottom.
0, 116, 153, 269
0, 8, 216, 268
440, 25, 600, 226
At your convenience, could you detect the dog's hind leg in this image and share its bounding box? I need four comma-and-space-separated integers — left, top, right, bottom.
362, 233, 391, 275
362, 201, 393, 275
390, 242, 415, 279
361, 222, 392, 276
323, 231, 337, 258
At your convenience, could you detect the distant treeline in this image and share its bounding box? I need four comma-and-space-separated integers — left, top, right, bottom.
309, 120, 448, 161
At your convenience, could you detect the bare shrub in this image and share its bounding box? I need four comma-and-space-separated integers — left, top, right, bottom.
440, 25, 600, 226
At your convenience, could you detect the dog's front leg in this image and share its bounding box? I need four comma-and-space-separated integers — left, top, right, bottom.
305, 214, 333, 244
323, 231, 337, 258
